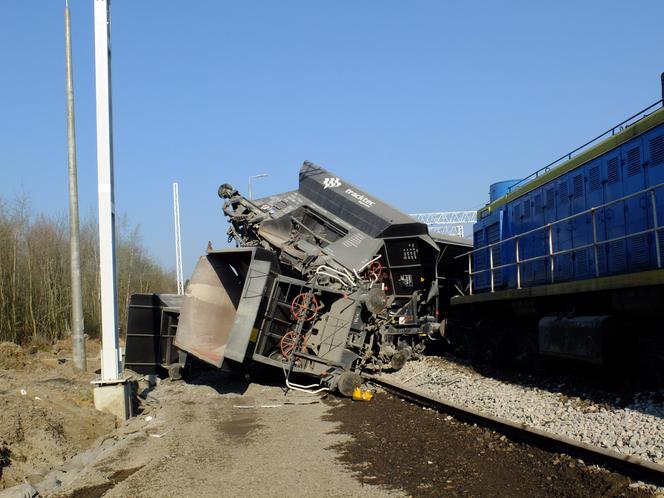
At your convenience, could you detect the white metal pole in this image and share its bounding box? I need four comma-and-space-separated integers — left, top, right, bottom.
94, 0, 121, 381
248, 173, 268, 200
173, 183, 184, 294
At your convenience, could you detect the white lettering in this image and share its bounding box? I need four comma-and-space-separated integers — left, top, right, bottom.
345, 188, 376, 208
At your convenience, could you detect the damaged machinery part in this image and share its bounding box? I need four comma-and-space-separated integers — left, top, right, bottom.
124, 162, 470, 394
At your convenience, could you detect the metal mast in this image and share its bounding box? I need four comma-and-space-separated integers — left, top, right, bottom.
410, 211, 477, 238
173, 182, 184, 295
65, 0, 86, 371
94, 0, 121, 381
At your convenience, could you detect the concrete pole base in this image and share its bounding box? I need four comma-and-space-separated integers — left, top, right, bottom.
93, 380, 133, 421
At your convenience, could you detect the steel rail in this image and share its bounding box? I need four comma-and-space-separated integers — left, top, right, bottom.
364, 375, 664, 486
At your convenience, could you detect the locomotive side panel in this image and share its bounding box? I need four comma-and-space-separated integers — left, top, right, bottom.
456, 99, 664, 377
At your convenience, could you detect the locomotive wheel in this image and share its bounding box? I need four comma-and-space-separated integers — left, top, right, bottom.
337, 371, 362, 397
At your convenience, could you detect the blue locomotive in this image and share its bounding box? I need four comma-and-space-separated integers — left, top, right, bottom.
450, 75, 664, 381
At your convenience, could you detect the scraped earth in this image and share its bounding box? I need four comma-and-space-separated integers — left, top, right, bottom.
4, 370, 398, 498
0, 352, 658, 497
0, 342, 115, 490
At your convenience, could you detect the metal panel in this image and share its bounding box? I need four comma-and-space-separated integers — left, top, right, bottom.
224, 260, 272, 363
174, 255, 244, 367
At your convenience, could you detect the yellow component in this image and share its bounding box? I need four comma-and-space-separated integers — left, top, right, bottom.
352, 386, 374, 401
420, 277, 425, 282
249, 327, 259, 343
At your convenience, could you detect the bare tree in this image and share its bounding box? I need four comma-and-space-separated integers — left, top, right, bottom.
0, 195, 176, 345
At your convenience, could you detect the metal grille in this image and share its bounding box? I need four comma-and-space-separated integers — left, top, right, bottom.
523, 198, 531, 219
627, 146, 641, 177
460, 183, 664, 294
487, 223, 502, 287
609, 241, 627, 273
608, 157, 619, 184
651, 135, 664, 166
575, 249, 588, 276
629, 234, 650, 269
546, 188, 555, 209
559, 181, 569, 202
589, 166, 601, 191
573, 174, 583, 198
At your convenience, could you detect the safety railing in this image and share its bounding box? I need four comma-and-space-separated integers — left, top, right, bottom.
506, 100, 664, 195
458, 183, 664, 295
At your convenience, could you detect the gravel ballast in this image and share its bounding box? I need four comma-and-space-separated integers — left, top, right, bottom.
385, 356, 664, 465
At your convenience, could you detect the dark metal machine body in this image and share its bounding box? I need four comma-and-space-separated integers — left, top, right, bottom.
125, 162, 470, 393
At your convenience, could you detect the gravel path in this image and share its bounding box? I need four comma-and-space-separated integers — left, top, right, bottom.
386, 356, 664, 466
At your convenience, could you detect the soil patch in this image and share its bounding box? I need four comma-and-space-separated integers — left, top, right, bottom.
0, 341, 116, 489
326, 393, 650, 497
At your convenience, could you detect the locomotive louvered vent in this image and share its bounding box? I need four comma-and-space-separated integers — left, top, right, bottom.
523, 199, 531, 219
513, 204, 521, 221
487, 223, 500, 243
573, 174, 583, 198
575, 249, 588, 276
486, 223, 502, 285
545, 188, 554, 209
626, 146, 641, 177
629, 234, 650, 269
475, 229, 485, 246
650, 135, 664, 166
559, 181, 569, 202
534, 194, 542, 215
609, 241, 626, 272
607, 157, 619, 184
473, 230, 487, 284
589, 166, 601, 191
557, 254, 573, 280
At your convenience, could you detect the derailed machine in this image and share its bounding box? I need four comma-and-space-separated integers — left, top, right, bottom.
125, 162, 469, 395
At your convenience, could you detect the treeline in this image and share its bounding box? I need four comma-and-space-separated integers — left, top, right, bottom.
0, 195, 175, 344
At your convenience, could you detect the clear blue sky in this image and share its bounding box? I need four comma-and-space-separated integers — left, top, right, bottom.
2, 1, 663, 277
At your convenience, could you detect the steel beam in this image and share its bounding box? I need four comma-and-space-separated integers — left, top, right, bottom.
94, 0, 121, 381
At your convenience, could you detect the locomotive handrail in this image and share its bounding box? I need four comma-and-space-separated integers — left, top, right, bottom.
459, 182, 664, 257
457, 182, 664, 294
507, 100, 664, 194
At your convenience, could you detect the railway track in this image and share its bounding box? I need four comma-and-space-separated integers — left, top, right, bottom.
365, 374, 664, 487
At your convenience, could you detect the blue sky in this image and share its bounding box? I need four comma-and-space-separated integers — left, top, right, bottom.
2, 1, 663, 276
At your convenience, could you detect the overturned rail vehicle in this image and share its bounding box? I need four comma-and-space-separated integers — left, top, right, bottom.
125, 162, 469, 394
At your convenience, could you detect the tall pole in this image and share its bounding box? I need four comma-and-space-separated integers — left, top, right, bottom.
248, 173, 268, 201
65, 0, 86, 371
172, 183, 184, 295
94, 0, 121, 381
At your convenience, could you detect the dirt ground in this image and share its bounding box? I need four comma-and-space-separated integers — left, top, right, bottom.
0, 341, 115, 490
0, 350, 659, 497
327, 393, 655, 498
3, 369, 399, 498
